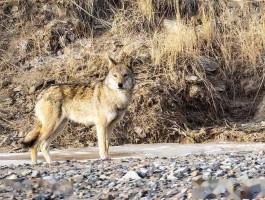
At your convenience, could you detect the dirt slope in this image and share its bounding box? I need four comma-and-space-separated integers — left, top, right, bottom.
1, 0, 265, 151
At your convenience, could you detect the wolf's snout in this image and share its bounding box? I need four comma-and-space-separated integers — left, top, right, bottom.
118, 83, 123, 88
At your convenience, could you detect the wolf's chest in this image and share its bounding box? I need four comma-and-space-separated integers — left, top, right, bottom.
104, 107, 125, 124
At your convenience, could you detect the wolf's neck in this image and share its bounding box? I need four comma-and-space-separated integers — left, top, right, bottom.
103, 84, 132, 109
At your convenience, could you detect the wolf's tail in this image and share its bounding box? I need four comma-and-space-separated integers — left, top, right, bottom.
22, 121, 42, 148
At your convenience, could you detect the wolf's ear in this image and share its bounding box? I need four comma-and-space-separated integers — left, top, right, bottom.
107, 55, 117, 70
126, 58, 134, 72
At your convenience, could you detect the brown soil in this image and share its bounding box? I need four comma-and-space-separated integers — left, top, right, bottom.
0, 0, 265, 152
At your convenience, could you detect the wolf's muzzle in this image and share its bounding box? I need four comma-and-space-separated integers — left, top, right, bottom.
118, 83, 123, 89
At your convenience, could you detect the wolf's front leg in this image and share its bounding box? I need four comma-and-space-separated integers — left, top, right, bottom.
106, 120, 118, 153
95, 123, 108, 159
106, 127, 113, 153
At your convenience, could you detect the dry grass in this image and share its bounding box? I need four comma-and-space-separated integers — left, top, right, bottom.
1, 0, 265, 150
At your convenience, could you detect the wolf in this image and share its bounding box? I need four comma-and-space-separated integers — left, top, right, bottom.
22, 56, 135, 164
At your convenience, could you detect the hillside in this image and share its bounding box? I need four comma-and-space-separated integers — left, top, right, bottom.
1, 0, 265, 151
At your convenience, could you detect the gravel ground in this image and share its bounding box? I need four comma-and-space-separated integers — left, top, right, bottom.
1, 151, 265, 199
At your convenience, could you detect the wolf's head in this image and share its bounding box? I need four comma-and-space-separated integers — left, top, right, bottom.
105, 56, 135, 91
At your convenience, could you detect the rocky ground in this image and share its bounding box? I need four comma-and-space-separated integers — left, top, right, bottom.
1, 151, 265, 199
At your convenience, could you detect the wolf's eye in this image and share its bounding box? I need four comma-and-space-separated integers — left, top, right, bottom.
124, 74, 128, 78
114, 74, 117, 78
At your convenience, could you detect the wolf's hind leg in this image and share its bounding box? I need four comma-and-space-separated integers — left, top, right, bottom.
30, 146, 38, 164
40, 141, 51, 164
39, 119, 68, 163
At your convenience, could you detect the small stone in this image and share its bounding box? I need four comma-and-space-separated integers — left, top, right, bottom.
29, 86, 36, 94
31, 170, 40, 178
121, 158, 130, 163
189, 85, 203, 99
202, 171, 211, 180
169, 163, 176, 168
191, 170, 199, 177
121, 171, 141, 181
134, 127, 143, 135
192, 175, 204, 184
175, 167, 189, 174
148, 181, 156, 189
153, 162, 161, 168
99, 174, 107, 180
215, 85, 226, 92
199, 56, 219, 72
261, 122, 265, 127
174, 188, 188, 199
159, 174, 167, 181
21, 169, 32, 176
216, 170, 225, 177
163, 19, 179, 31
237, 174, 249, 182
108, 182, 115, 187
138, 167, 149, 178
11, 6, 19, 13
6, 174, 18, 179
220, 165, 231, 170
83, 167, 92, 174
232, 167, 241, 173
159, 166, 167, 171
185, 75, 199, 82
18, 131, 24, 138
13, 86, 22, 92
26, 190, 33, 198
166, 189, 178, 198
167, 173, 177, 181
259, 150, 264, 157
43, 176, 56, 184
